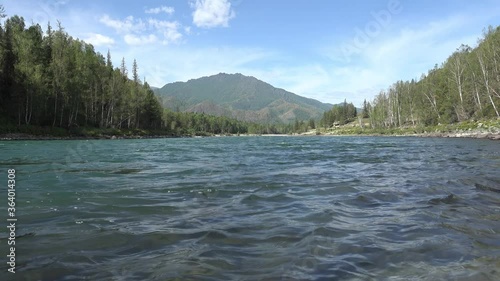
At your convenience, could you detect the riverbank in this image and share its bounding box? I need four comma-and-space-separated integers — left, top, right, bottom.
0, 132, 288, 140
308, 129, 500, 140
2, 130, 499, 141
300, 132, 500, 140
416, 131, 500, 140
0, 126, 183, 141
303, 119, 500, 140
1, 119, 499, 140
0, 133, 183, 141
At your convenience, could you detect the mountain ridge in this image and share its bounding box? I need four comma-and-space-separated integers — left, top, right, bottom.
154, 73, 333, 123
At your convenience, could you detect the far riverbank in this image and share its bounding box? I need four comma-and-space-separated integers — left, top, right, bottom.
1, 119, 499, 141
301, 119, 500, 140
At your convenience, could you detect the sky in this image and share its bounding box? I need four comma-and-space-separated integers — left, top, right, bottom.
3, 0, 500, 106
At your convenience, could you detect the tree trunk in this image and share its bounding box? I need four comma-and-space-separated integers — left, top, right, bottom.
24, 92, 30, 125
59, 98, 64, 127
471, 71, 483, 112
478, 53, 500, 117
52, 91, 58, 127
424, 92, 440, 119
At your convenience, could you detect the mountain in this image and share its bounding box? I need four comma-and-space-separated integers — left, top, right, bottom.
154, 73, 333, 123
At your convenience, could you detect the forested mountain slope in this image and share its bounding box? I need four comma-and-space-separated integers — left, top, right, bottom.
155, 73, 332, 123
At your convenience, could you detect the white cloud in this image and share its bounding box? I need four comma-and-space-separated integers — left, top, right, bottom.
84, 33, 115, 47
124, 34, 158, 45
100, 14, 145, 34
118, 46, 274, 88
191, 0, 235, 28
95, 13, 486, 106
366, 16, 468, 65
313, 15, 484, 105
145, 6, 175, 15
99, 15, 183, 46
148, 19, 182, 44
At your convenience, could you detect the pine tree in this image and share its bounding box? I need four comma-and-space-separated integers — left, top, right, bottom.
362, 99, 369, 118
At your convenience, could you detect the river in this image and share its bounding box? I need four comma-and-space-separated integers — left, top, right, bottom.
1, 136, 499, 280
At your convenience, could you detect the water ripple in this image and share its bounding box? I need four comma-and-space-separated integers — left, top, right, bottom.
1, 137, 499, 280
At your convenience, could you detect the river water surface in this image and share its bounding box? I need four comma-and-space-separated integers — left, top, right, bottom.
1, 136, 500, 280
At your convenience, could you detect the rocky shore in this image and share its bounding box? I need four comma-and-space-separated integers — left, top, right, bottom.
310, 119, 500, 140
416, 131, 500, 140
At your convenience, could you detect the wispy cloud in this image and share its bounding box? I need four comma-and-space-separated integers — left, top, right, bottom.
191, 0, 235, 28
84, 33, 115, 47
124, 34, 157, 45
148, 19, 182, 44
366, 15, 469, 66
100, 15, 145, 34
121, 46, 275, 88
99, 14, 183, 46
145, 6, 175, 15
313, 14, 483, 105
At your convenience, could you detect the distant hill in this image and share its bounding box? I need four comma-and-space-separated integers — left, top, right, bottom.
154, 73, 333, 123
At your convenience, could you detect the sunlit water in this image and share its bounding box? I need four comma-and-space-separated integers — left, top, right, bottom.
1, 136, 499, 280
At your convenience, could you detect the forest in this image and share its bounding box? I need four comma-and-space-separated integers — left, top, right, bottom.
319, 101, 358, 127
0, 13, 154, 129
367, 26, 500, 128
0, 8, 257, 137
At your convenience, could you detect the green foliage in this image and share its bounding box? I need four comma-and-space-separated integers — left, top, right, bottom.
320, 101, 357, 127
362, 99, 370, 118
161, 110, 252, 136
0, 5, 5, 19
0, 15, 163, 131
155, 73, 332, 124
308, 118, 316, 129
368, 26, 500, 128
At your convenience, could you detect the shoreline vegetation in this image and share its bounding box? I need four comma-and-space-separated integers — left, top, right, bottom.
308, 118, 500, 140
1, 119, 498, 140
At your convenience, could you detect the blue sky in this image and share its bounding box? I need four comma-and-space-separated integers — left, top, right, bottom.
3, 0, 500, 106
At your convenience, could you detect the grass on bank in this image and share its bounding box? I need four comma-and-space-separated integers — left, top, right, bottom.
315, 118, 500, 136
